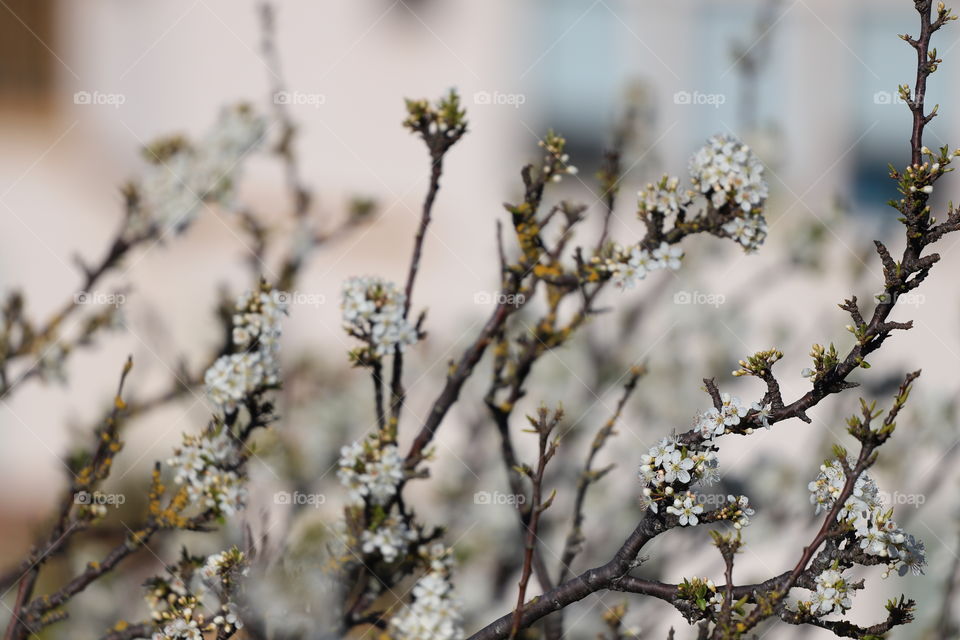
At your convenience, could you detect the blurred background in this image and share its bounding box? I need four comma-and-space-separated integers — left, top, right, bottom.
1, 0, 959, 638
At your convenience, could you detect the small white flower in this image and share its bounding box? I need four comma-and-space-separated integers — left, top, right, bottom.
662, 450, 696, 484
652, 242, 684, 270
610, 245, 651, 289
720, 393, 748, 426
697, 407, 727, 438
810, 568, 853, 615
727, 495, 755, 529
361, 518, 417, 562
898, 535, 927, 576
751, 402, 773, 429
649, 437, 677, 467
666, 495, 703, 526
637, 176, 689, 215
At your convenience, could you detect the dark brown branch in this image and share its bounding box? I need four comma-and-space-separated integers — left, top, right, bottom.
509, 408, 560, 639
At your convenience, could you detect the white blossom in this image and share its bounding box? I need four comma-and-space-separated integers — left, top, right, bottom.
652, 241, 684, 270
205, 288, 288, 413
808, 460, 925, 576
721, 215, 768, 253
152, 617, 204, 640
662, 450, 695, 484
605, 242, 682, 290
342, 276, 418, 357
726, 495, 755, 529
211, 603, 244, 634
204, 353, 270, 413
637, 175, 691, 215
696, 394, 747, 438
896, 535, 927, 576
200, 548, 247, 584
389, 570, 464, 640
337, 441, 405, 506
689, 134, 768, 212
134, 105, 265, 239
361, 517, 417, 562
751, 402, 773, 429
697, 408, 727, 438
167, 430, 247, 515
638, 438, 718, 508
720, 393, 748, 425
809, 568, 853, 616
666, 495, 703, 526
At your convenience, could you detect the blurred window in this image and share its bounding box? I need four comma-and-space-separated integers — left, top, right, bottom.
0, 0, 54, 107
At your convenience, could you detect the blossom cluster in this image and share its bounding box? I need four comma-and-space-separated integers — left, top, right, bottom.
131, 105, 266, 240
538, 134, 578, 183
146, 581, 209, 640
601, 134, 770, 286
689, 134, 769, 252
696, 394, 749, 438
604, 241, 684, 290
150, 607, 205, 640
721, 215, 768, 254
339, 434, 417, 562
200, 547, 248, 586
809, 568, 853, 616
689, 134, 768, 212
389, 545, 464, 640
696, 394, 772, 438
676, 577, 720, 612
719, 494, 755, 529
167, 429, 246, 516
637, 175, 692, 215
665, 493, 704, 526
205, 287, 288, 413
337, 439, 405, 506
808, 460, 926, 577
341, 276, 418, 358
146, 549, 247, 640
145, 576, 191, 626
638, 437, 718, 514
361, 516, 418, 562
